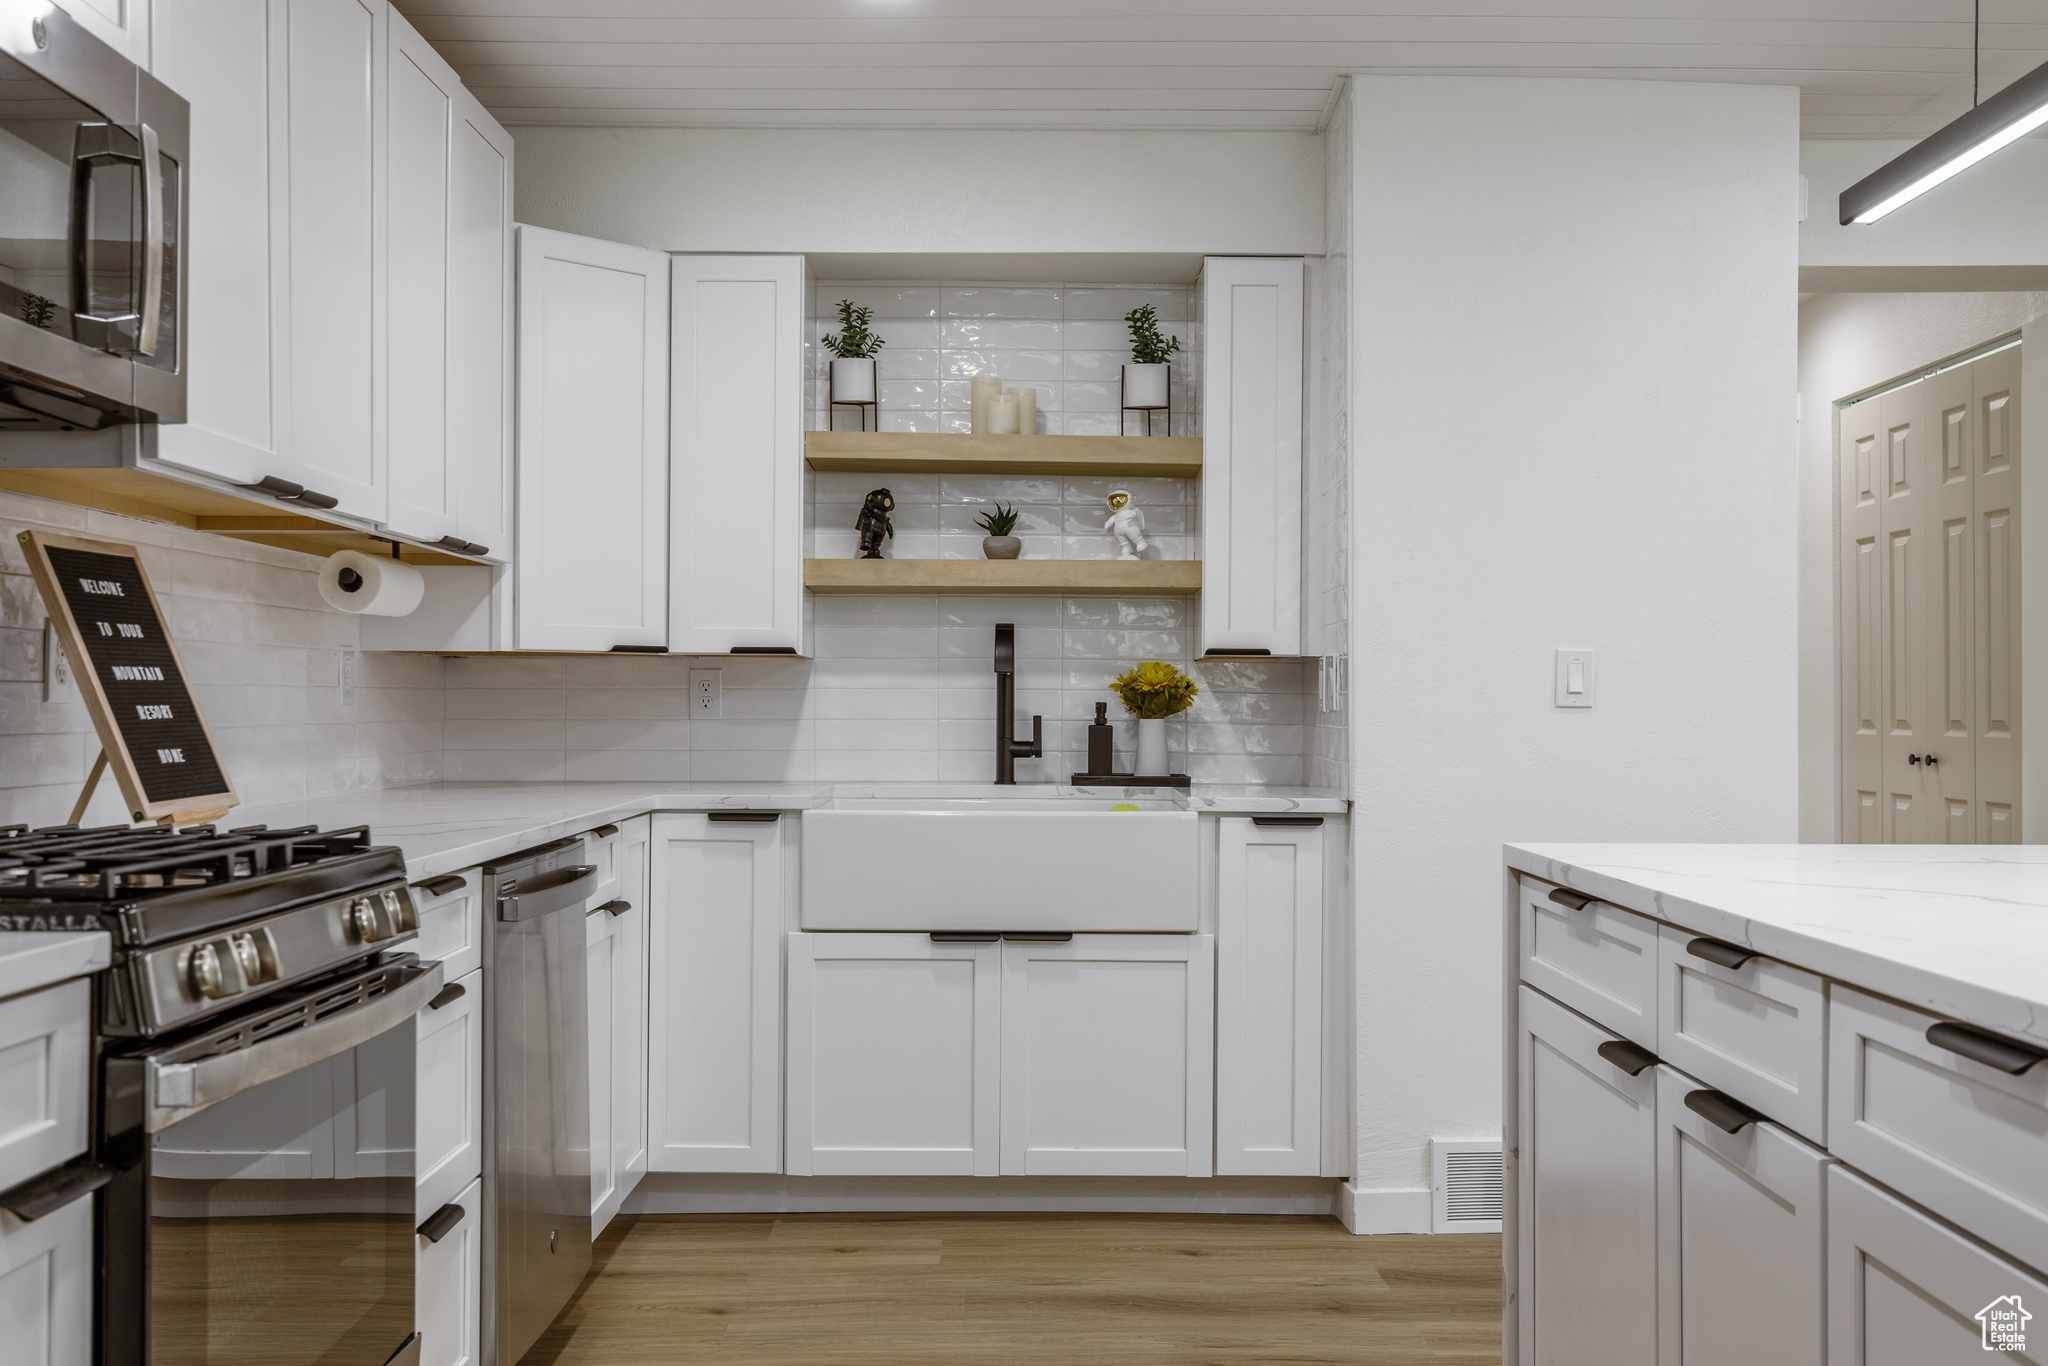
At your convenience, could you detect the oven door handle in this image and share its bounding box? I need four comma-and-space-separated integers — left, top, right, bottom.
145, 960, 444, 1134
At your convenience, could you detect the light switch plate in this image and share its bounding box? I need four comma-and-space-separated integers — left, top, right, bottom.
1554, 648, 1596, 708
42, 620, 67, 702
690, 668, 721, 718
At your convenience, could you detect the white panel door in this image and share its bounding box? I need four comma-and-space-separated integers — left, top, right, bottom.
382, 11, 457, 544
669, 255, 807, 655
646, 814, 783, 1173
586, 905, 617, 1228
1655, 1065, 1828, 1366
1215, 817, 1323, 1176
416, 1175, 481, 1366
786, 933, 1001, 1177
447, 85, 514, 559
1200, 256, 1304, 657
270, 0, 388, 522
0, 980, 89, 1194
515, 226, 669, 651
1518, 984, 1657, 1366
1827, 1164, 2048, 1365
999, 934, 1214, 1177
1840, 393, 1884, 842
415, 968, 483, 1222
149, 0, 281, 486
0, 1191, 91, 1366
1923, 361, 1980, 842
1876, 378, 1932, 841
610, 821, 650, 1203
1972, 346, 2022, 842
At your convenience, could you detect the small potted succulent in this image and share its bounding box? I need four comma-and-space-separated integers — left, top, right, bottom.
976, 502, 1021, 559
1110, 660, 1199, 778
822, 299, 885, 407
1121, 304, 1181, 414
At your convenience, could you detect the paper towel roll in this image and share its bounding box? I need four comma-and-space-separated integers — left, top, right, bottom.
319, 550, 426, 617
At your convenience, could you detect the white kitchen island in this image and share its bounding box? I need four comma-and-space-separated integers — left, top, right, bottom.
1503, 843, 2048, 1366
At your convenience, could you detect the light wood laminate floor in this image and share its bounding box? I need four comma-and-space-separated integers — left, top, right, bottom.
525, 1214, 1503, 1365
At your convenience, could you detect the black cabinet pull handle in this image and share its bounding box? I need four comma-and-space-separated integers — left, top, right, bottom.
414, 874, 466, 897
707, 811, 779, 823
427, 983, 465, 1011
1686, 938, 1758, 971
608, 644, 667, 654
417, 1202, 466, 1244
1203, 648, 1271, 656
931, 932, 999, 943
600, 899, 631, 917
591, 824, 620, 839
1595, 1040, 1658, 1076
245, 474, 340, 509
1252, 816, 1323, 827
1684, 1088, 1765, 1134
1547, 887, 1595, 911
1002, 931, 1073, 943
1926, 1021, 2048, 1075
0, 1159, 115, 1221
731, 646, 799, 655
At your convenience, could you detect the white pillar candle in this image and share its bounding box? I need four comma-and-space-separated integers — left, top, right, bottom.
970, 376, 1003, 434
988, 394, 1019, 435
1009, 386, 1037, 436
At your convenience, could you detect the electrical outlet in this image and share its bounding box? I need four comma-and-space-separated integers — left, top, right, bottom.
690, 669, 721, 719
42, 620, 67, 701
338, 646, 357, 708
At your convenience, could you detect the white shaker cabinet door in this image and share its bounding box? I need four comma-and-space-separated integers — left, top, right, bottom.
646, 813, 784, 1173
1517, 985, 1658, 1366
415, 967, 483, 1223
999, 934, 1214, 1177
786, 933, 1001, 1177
586, 906, 618, 1229
447, 84, 514, 559
0, 1191, 92, 1366
1199, 256, 1303, 658
1215, 816, 1323, 1176
0, 980, 90, 1194
416, 1175, 482, 1366
669, 255, 809, 656
515, 226, 669, 652
586, 824, 647, 1239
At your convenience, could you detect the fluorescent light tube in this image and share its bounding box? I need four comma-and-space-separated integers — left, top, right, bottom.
1841, 58, 2048, 224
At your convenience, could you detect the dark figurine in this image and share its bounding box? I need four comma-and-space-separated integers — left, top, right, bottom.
856, 488, 895, 559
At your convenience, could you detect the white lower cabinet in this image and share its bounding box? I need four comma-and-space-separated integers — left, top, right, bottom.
412, 870, 484, 982
647, 813, 784, 1173
0, 1192, 91, 1364
0, 980, 90, 1193
587, 819, 648, 1234
1656, 1065, 1828, 1366
1827, 1164, 2048, 1365
415, 968, 483, 1221
1000, 935, 1214, 1177
785, 934, 1001, 1177
416, 1175, 482, 1366
1517, 984, 1657, 1366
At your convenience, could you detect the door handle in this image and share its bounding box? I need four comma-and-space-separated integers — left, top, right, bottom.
1926, 1021, 2047, 1075
417, 1202, 466, 1243
427, 982, 465, 1011
1546, 887, 1595, 911
1595, 1040, 1658, 1076
414, 874, 466, 897
1684, 1088, 1764, 1134
1909, 753, 1922, 765
707, 811, 779, 823
600, 899, 631, 917
68, 121, 163, 355
1685, 937, 1758, 971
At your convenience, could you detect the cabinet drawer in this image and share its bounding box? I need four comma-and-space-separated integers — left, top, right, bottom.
1657, 926, 1826, 1143
412, 871, 483, 981
1519, 875, 1659, 1049
417, 968, 484, 1222
0, 979, 90, 1194
0, 1188, 91, 1363
1829, 985, 2048, 1277
583, 821, 626, 907
417, 1175, 482, 1366
1827, 1164, 2048, 1364
1656, 1065, 1828, 1366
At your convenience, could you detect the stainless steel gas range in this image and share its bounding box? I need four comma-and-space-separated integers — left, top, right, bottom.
0, 821, 443, 1366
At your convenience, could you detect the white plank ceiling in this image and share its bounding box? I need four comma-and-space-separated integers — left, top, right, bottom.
392, 0, 2048, 138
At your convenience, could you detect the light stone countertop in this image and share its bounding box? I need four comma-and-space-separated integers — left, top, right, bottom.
233, 781, 1349, 881
1507, 843, 2048, 1048
0, 931, 111, 1001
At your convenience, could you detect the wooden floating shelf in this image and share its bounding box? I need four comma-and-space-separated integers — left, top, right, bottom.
805, 431, 1202, 480
0, 465, 483, 566
805, 558, 1200, 596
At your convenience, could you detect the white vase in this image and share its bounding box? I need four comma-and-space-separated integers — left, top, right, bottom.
1122, 362, 1170, 410
830, 356, 876, 404
1135, 717, 1169, 777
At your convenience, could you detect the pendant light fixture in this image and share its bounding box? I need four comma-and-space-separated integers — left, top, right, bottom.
1841, 3, 2048, 224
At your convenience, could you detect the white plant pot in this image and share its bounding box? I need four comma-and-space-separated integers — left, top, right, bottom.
1135, 717, 1169, 777
1122, 362, 1170, 410
831, 356, 877, 404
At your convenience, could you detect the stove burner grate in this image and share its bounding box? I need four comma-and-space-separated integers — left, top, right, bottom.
0, 823, 375, 901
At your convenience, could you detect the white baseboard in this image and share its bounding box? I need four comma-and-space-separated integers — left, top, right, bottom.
1337, 1183, 1433, 1234
625, 1174, 1341, 1218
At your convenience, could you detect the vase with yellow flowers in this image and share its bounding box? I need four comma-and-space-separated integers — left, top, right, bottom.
1109, 661, 1199, 778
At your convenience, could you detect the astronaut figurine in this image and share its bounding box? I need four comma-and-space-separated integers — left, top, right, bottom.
855, 488, 895, 559
1104, 488, 1149, 560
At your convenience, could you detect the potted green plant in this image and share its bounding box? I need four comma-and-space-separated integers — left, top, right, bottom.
976, 502, 1022, 559
822, 299, 885, 409
1109, 660, 1199, 777
1121, 304, 1181, 417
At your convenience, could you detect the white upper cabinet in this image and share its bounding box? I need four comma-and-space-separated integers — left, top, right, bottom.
446, 85, 514, 557
515, 227, 670, 652
1200, 257, 1304, 658
669, 255, 809, 656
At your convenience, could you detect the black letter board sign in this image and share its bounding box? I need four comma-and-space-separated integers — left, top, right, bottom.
20, 530, 238, 824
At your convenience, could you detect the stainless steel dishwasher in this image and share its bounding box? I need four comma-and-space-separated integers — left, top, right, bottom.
483, 838, 597, 1365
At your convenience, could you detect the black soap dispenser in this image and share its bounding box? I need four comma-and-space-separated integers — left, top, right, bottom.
1087, 702, 1115, 777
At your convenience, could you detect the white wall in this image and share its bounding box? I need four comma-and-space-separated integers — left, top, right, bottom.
1344, 75, 1801, 1230
1795, 292, 2048, 840
1801, 140, 2048, 289
512, 127, 1323, 258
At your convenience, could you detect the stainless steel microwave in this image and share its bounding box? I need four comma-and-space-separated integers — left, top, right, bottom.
0, 4, 187, 430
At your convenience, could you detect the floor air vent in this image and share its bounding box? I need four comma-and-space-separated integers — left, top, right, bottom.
1431, 1139, 1504, 1233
